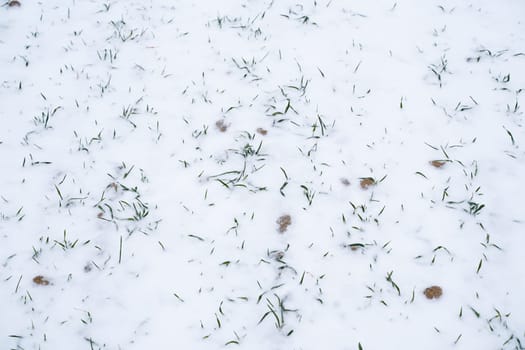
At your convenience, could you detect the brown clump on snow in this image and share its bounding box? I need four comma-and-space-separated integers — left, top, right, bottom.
8, 0, 21, 7
430, 160, 446, 168
424, 285, 443, 299
256, 128, 268, 136
216, 120, 228, 132
359, 177, 375, 189
33, 275, 50, 286
277, 214, 292, 233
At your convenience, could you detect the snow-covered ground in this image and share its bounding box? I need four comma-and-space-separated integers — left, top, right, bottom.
1, 0, 525, 349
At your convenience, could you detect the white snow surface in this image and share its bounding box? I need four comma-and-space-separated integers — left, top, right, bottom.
1, 0, 525, 349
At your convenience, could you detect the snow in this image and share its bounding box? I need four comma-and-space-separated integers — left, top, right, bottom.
1, 0, 525, 349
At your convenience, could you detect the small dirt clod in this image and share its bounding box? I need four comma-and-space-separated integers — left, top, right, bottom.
424, 285, 442, 299
277, 214, 292, 233
216, 120, 228, 132
8, 0, 21, 7
84, 263, 93, 273
33, 275, 50, 286
430, 160, 446, 168
256, 127, 268, 136
360, 177, 375, 189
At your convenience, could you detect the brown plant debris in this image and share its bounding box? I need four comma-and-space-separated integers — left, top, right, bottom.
8, 0, 21, 7
256, 127, 268, 136
424, 285, 442, 299
430, 160, 446, 168
277, 214, 292, 233
360, 177, 375, 189
347, 243, 364, 251
84, 263, 93, 273
216, 120, 228, 132
33, 275, 50, 286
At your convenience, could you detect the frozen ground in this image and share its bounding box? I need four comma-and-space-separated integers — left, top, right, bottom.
1, 0, 525, 349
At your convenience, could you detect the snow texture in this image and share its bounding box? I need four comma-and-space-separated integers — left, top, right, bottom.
1, 0, 525, 349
